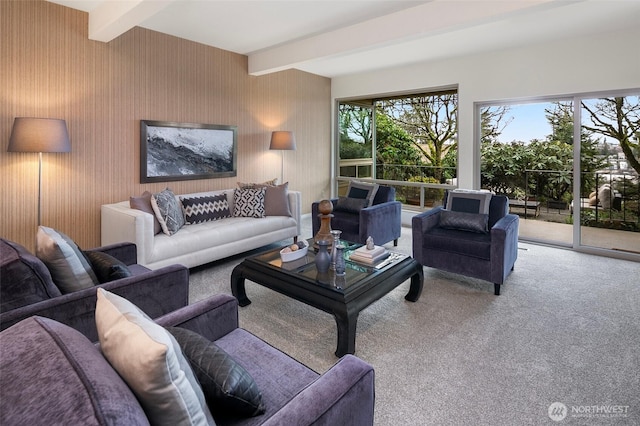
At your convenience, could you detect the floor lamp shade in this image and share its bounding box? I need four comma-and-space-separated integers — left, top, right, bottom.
8, 118, 71, 153
8, 117, 71, 228
269, 131, 296, 183
269, 131, 296, 151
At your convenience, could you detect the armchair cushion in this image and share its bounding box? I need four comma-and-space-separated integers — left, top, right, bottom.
439, 210, 489, 234
36, 226, 99, 293
335, 196, 368, 213
83, 250, 132, 283
345, 181, 379, 207
446, 190, 492, 214
96, 289, 214, 425
167, 326, 266, 418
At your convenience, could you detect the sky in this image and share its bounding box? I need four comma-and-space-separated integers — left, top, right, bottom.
496, 102, 554, 143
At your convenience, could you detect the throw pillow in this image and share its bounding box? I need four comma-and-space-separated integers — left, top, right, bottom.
181, 193, 231, 224
95, 288, 214, 426
36, 226, 98, 294
83, 251, 132, 283
334, 196, 368, 213
130, 191, 162, 235
345, 181, 379, 207
233, 187, 266, 218
264, 182, 291, 217
439, 209, 489, 234
151, 188, 185, 235
446, 190, 492, 215
166, 326, 266, 418
237, 178, 278, 189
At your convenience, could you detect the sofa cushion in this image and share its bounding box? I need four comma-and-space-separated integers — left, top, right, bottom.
439, 210, 489, 234
0, 239, 61, 313
36, 226, 99, 294
237, 178, 278, 189
234, 187, 266, 218
167, 326, 266, 417
130, 191, 162, 235
345, 181, 379, 207
0, 316, 148, 425
264, 182, 291, 217
151, 188, 186, 236
83, 250, 133, 283
96, 288, 214, 425
181, 193, 231, 224
446, 190, 492, 215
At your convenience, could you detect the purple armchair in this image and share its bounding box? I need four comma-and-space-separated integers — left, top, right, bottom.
0, 238, 189, 341
0, 294, 375, 425
412, 194, 519, 295
312, 185, 401, 246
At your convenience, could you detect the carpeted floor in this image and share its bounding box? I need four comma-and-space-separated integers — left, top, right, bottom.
189, 215, 640, 425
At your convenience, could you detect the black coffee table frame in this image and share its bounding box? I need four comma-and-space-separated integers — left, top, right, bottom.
231, 246, 423, 357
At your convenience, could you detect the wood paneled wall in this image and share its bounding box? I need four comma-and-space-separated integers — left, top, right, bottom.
1, 0, 331, 252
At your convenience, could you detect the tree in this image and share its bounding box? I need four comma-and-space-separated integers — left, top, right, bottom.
374, 112, 424, 181
480, 105, 512, 144
581, 96, 640, 175
378, 92, 457, 181
339, 104, 372, 160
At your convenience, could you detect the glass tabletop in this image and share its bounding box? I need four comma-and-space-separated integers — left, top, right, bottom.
251, 239, 408, 293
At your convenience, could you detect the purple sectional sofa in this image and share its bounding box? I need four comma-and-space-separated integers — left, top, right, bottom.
0, 294, 376, 425
0, 238, 189, 341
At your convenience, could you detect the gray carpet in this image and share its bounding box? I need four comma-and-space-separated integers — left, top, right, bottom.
189, 215, 640, 425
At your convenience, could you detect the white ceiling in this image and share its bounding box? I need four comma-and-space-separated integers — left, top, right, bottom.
47, 0, 640, 78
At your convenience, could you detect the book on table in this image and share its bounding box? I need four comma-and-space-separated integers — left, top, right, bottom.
352, 245, 386, 258
349, 248, 389, 265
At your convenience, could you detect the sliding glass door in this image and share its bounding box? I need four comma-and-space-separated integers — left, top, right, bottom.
480, 91, 639, 259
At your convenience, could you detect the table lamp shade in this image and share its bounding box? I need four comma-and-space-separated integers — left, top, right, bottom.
8, 118, 71, 153
269, 131, 296, 151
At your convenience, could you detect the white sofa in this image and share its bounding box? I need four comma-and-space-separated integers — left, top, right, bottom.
101, 189, 301, 269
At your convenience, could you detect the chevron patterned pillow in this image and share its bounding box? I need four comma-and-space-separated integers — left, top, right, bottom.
233, 187, 266, 218
180, 193, 231, 224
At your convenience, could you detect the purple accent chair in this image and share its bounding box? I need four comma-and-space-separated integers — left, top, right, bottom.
312, 185, 401, 246
0, 294, 375, 425
0, 238, 189, 341
412, 194, 519, 295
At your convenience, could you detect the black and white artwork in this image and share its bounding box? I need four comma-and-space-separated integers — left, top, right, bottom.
140, 120, 237, 183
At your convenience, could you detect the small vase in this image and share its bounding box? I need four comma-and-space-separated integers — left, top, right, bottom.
330, 229, 342, 269
315, 240, 331, 273
335, 244, 346, 276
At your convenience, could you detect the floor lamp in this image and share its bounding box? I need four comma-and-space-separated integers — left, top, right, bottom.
269, 131, 296, 184
8, 117, 71, 227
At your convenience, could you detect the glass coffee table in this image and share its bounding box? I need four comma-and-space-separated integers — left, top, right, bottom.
231, 240, 423, 357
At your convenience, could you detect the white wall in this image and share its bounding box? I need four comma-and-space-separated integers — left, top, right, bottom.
332, 27, 640, 189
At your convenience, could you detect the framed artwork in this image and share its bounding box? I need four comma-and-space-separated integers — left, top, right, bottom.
140, 120, 237, 183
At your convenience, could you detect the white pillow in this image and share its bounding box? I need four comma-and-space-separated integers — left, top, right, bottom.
36, 226, 98, 293
95, 288, 215, 425
447, 189, 492, 215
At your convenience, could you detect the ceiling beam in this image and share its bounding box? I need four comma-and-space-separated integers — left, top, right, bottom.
89, 0, 173, 42
248, 0, 555, 76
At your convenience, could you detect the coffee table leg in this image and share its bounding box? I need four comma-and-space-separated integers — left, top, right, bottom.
231, 264, 251, 307
334, 308, 358, 357
405, 263, 424, 302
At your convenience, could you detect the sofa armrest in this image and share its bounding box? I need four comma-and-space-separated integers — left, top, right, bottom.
155, 294, 239, 342
411, 207, 444, 263
0, 264, 189, 342
87, 242, 137, 265
263, 354, 375, 426
490, 213, 519, 283
101, 202, 155, 266
359, 201, 402, 244
288, 190, 302, 237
